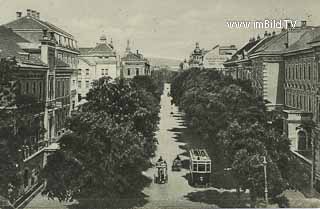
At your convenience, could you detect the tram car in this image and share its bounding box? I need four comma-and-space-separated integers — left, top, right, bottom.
189, 149, 211, 187
154, 161, 168, 184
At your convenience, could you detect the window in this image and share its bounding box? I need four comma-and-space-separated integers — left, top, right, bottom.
78, 69, 81, 75
299, 65, 302, 80
33, 81, 36, 94
73, 80, 76, 87
86, 69, 89, 76
136, 68, 139, 76
86, 81, 89, 88
303, 64, 306, 80
105, 69, 108, 75
288, 66, 291, 80
198, 164, 205, 172
101, 69, 104, 76
127, 68, 130, 76
26, 82, 29, 93
62, 80, 65, 96
193, 163, 197, 171
308, 64, 311, 80
78, 81, 81, 88
309, 97, 312, 112
206, 164, 211, 172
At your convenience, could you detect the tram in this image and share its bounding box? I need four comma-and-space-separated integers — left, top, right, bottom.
189, 149, 211, 187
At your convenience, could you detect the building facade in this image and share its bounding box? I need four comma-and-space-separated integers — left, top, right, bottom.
78, 35, 118, 100
224, 22, 320, 190
121, 40, 151, 78
1, 9, 79, 205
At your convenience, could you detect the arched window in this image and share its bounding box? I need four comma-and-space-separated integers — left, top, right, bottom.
136, 68, 139, 76
297, 131, 307, 150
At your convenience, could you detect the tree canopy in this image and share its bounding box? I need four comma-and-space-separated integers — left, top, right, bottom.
42, 76, 161, 204
170, 68, 309, 206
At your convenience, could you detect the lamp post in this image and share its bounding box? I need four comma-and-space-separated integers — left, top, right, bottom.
262, 156, 268, 206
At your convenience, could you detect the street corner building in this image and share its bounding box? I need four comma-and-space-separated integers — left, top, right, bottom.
0, 9, 79, 207
223, 20, 320, 192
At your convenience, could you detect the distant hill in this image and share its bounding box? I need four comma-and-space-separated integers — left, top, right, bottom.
147, 57, 181, 67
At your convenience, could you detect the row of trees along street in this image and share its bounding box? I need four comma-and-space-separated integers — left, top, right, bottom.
41, 75, 163, 207
170, 67, 310, 207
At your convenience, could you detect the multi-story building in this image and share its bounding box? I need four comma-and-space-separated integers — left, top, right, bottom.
78, 35, 118, 100
0, 9, 79, 206
0, 25, 48, 206
121, 40, 151, 78
224, 21, 320, 191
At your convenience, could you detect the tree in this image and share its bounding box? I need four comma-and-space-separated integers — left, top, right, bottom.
42, 77, 161, 204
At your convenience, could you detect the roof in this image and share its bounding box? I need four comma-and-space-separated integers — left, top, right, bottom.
79, 47, 92, 55
0, 26, 46, 66
5, 15, 73, 38
79, 43, 115, 57
226, 39, 260, 63
285, 27, 320, 53
189, 149, 211, 161
122, 51, 147, 62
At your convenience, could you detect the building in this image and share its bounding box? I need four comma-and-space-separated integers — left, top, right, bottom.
224, 21, 320, 191
121, 40, 151, 78
282, 25, 320, 186
1, 9, 79, 206
78, 35, 118, 100
188, 42, 205, 68
5, 9, 79, 112
0, 25, 48, 206
202, 44, 237, 70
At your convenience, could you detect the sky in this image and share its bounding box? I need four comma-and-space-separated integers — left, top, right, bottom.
0, 0, 320, 60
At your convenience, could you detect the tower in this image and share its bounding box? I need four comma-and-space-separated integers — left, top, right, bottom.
125, 40, 131, 54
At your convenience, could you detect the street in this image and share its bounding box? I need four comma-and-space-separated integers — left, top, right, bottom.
140, 83, 218, 208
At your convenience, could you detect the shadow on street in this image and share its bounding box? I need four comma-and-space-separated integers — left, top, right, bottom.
184, 190, 250, 208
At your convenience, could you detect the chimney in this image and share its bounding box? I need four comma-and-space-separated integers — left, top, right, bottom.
136, 50, 139, 55
16, 11, 22, 19
31, 10, 36, 18
27, 9, 31, 16
257, 34, 261, 40
42, 29, 48, 40
36, 12, 40, 19
301, 20, 307, 27
49, 31, 55, 41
